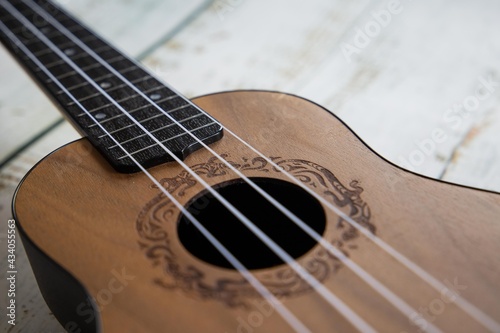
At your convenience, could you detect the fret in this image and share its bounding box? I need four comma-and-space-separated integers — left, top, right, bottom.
22, 38, 49, 52
107, 113, 209, 149
43, 71, 73, 85
70, 53, 124, 69
92, 104, 165, 130
34, 48, 56, 61
81, 61, 103, 72
156, 96, 192, 113
39, 57, 64, 69
57, 79, 91, 93
108, 125, 180, 149
116, 65, 154, 82
65, 25, 94, 41
113, 92, 146, 105
137, 104, 189, 122
127, 75, 155, 87
35, 50, 102, 71
113, 85, 160, 105
78, 105, 126, 123
75, 92, 150, 115
92, 102, 189, 134
98, 67, 145, 85
162, 121, 218, 141
97, 121, 137, 137
63, 75, 146, 98
65, 24, 86, 34
166, 104, 206, 121
116, 122, 219, 160
67, 78, 139, 107
8, 26, 38, 44
143, 85, 166, 96
54, 69, 78, 80
114, 66, 143, 78
18, 23, 47, 41
143, 108, 205, 135
78, 99, 115, 113
0, 0, 223, 172
33, 46, 52, 56
56, 69, 143, 95
79, 35, 102, 48
60, 72, 115, 89
76, 61, 126, 80
24, 30, 67, 46
43, 32, 96, 48
40, 52, 122, 71
49, 16, 74, 29
92, 96, 180, 132
129, 76, 158, 91
65, 91, 107, 106
56, 41, 77, 51
65, 75, 133, 107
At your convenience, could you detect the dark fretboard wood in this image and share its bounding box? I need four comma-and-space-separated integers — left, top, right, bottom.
0, 0, 223, 173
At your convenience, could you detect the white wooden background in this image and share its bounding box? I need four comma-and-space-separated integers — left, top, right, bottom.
1, 0, 499, 332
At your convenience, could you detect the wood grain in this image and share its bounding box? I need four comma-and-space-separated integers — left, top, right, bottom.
144, 0, 500, 190
1, 1, 500, 332
0, 1, 210, 331
13, 91, 500, 333
0, 0, 210, 164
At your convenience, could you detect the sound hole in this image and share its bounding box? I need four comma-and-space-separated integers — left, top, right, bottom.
177, 178, 326, 270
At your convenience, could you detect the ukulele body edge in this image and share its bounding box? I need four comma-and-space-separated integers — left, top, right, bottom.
13, 90, 500, 333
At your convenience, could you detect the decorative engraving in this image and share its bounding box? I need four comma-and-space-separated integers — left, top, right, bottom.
136, 155, 375, 307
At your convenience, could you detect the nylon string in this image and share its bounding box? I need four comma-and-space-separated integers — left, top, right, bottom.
5, 0, 500, 332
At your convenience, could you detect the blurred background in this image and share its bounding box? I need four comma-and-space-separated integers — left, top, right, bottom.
1, 0, 499, 331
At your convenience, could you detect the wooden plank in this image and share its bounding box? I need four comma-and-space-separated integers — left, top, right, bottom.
0, 0, 211, 164
441, 104, 500, 192
1, 0, 500, 331
0, 122, 80, 333
144, 0, 500, 191
12, 91, 500, 332
55, 0, 213, 57
143, 0, 372, 97
294, 0, 500, 188
0, 1, 211, 332
0, 47, 62, 164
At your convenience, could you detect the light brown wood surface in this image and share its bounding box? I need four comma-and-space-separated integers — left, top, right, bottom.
2, 2, 500, 332
13, 91, 500, 332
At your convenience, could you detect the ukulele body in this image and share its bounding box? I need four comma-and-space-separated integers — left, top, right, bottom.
13, 91, 500, 332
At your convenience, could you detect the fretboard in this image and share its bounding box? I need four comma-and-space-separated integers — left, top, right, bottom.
0, 0, 223, 173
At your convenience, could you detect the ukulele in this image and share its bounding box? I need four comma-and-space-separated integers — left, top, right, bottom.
2, 1, 500, 332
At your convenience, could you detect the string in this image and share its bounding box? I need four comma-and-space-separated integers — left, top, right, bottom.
0, 13, 312, 333
6, 1, 484, 331
45, 13, 500, 333
0, 2, 377, 332
9, 3, 383, 331
6, 0, 500, 331
18, 2, 491, 332
222, 111, 500, 332
17, 2, 382, 332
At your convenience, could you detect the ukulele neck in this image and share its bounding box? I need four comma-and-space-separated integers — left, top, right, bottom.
0, 0, 223, 173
